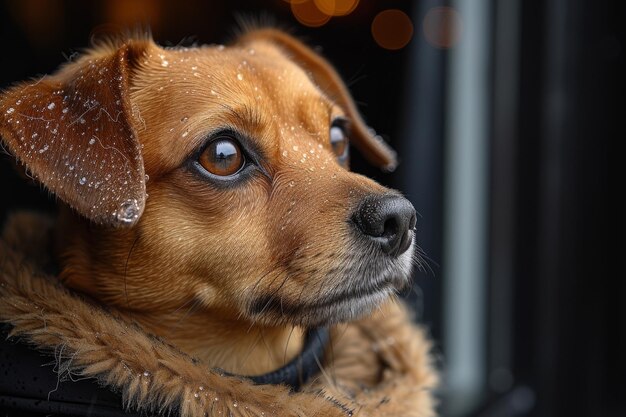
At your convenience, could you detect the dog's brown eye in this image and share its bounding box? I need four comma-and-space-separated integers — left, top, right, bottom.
330, 124, 349, 159
199, 138, 244, 176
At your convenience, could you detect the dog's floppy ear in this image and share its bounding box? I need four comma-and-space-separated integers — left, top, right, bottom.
0, 41, 149, 227
238, 28, 398, 171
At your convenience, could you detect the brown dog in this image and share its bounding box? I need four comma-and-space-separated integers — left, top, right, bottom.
0, 29, 420, 385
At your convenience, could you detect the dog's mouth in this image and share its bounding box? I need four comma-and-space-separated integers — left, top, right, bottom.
249, 278, 395, 322
247, 239, 416, 327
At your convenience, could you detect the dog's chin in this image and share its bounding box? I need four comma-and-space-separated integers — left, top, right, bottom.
249, 240, 416, 327
292, 285, 398, 327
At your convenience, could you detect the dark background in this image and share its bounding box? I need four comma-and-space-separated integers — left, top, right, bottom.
1, 1, 624, 416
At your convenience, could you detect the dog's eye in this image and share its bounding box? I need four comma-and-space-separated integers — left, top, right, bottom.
198, 137, 244, 177
330, 119, 349, 160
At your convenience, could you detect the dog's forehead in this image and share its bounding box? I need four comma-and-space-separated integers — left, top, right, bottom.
147, 44, 324, 100
133, 43, 340, 174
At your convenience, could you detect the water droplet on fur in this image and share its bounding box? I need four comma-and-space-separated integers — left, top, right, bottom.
288, 181, 295, 187
233, 402, 238, 408
6, 107, 15, 114
237, 73, 244, 81
79, 177, 87, 185
292, 145, 299, 151
116, 199, 139, 224
38, 145, 49, 154
143, 370, 150, 377
88, 137, 96, 145
182, 130, 189, 138
47, 102, 56, 110
194, 393, 199, 398
282, 150, 288, 157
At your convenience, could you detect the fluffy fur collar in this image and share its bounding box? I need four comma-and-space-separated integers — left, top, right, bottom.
0, 212, 437, 416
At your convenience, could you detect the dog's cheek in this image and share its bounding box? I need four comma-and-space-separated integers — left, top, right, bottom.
136, 177, 273, 304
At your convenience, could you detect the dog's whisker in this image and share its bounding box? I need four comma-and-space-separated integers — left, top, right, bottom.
326, 329, 338, 388
249, 268, 276, 299
169, 296, 197, 317
248, 243, 302, 302
283, 325, 296, 365
258, 329, 276, 365
123, 235, 141, 316
168, 298, 204, 333
312, 343, 334, 391
412, 245, 437, 276
238, 330, 265, 371
253, 270, 294, 321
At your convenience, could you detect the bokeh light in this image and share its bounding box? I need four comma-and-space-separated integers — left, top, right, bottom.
313, 0, 360, 17
423, 6, 462, 49
291, 0, 331, 27
7, 0, 64, 47
104, 0, 160, 26
371, 9, 414, 51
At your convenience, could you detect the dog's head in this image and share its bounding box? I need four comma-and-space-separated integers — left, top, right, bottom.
0, 29, 417, 327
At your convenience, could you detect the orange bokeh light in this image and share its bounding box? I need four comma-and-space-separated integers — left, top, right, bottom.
291, 0, 331, 27
423, 6, 462, 49
371, 9, 414, 51
314, 0, 359, 17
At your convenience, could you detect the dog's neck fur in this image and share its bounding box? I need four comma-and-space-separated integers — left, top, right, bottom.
125, 309, 305, 376
56, 209, 304, 376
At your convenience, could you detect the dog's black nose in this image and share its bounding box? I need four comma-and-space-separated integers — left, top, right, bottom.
352, 194, 417, 257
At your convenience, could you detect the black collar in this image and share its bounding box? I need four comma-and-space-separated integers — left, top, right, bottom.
230, 327, 330, 391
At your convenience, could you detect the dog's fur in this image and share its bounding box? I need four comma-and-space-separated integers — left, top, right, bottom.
0, 29, 436, 415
